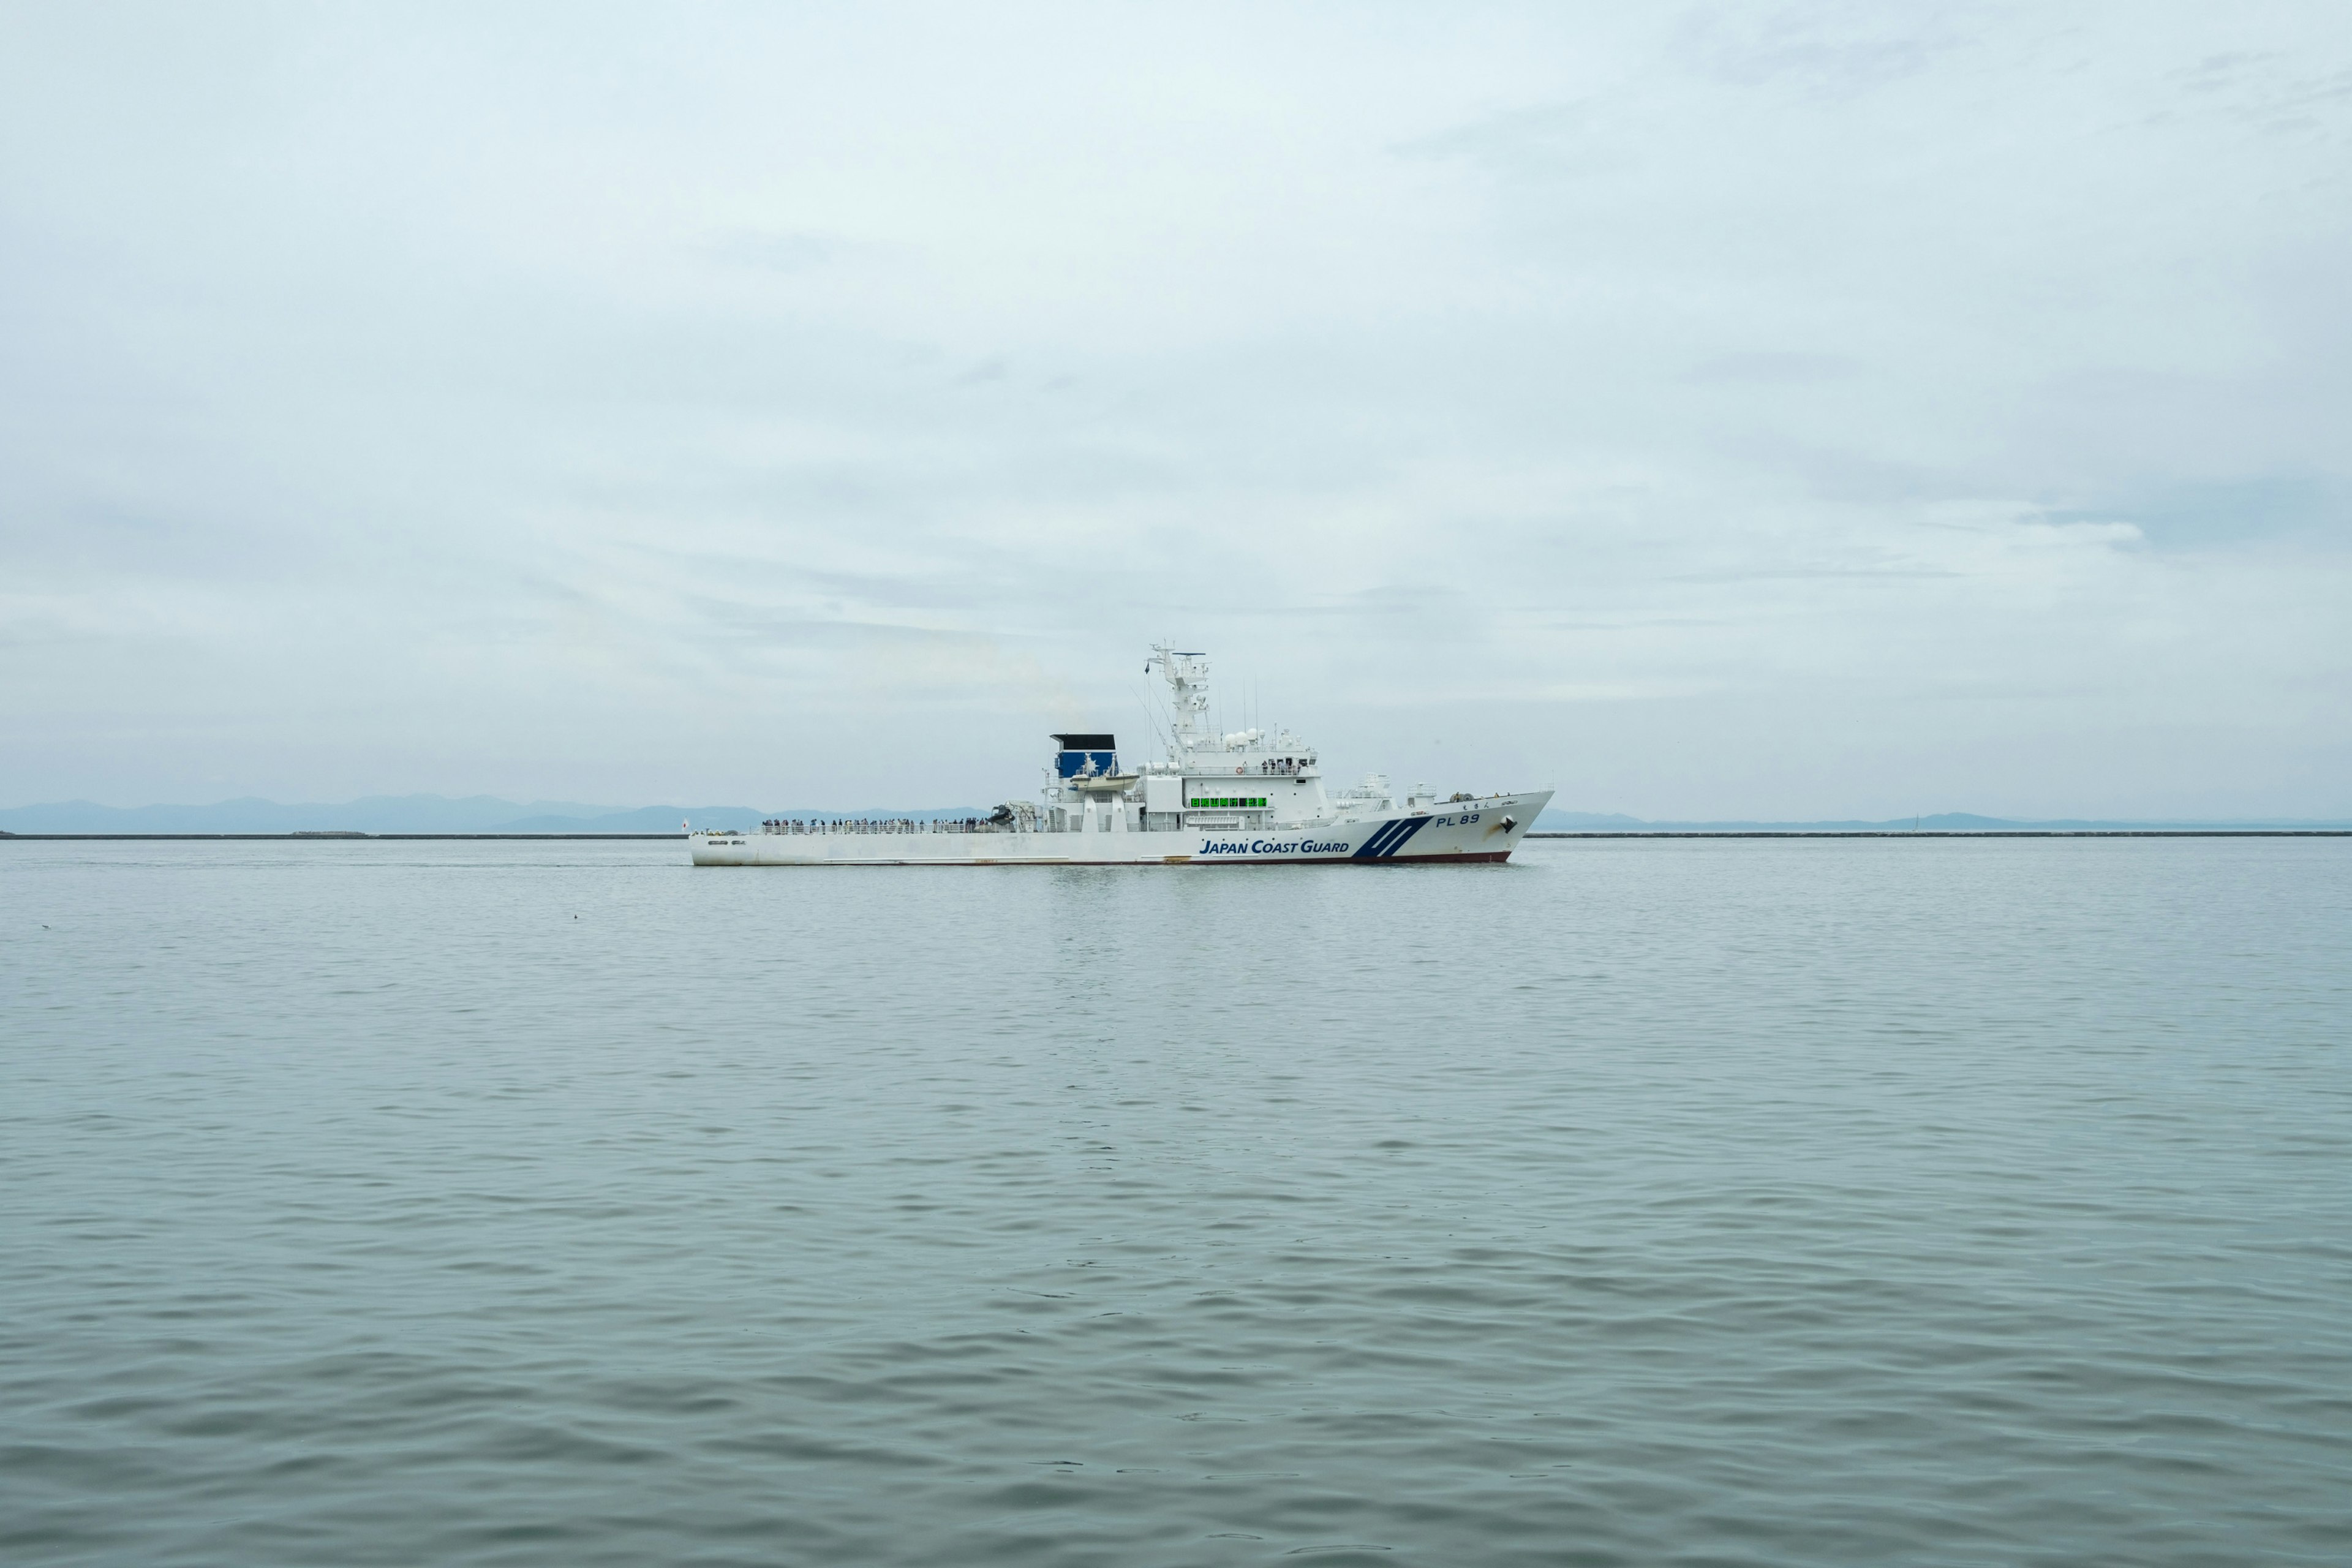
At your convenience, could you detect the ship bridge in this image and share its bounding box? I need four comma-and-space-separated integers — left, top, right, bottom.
1031, 646, 1384, 835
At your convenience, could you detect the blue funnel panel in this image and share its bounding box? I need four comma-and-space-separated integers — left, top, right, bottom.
1052, 733, 1117, 779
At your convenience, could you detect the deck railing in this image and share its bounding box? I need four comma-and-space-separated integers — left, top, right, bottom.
755, 818, 1022, 836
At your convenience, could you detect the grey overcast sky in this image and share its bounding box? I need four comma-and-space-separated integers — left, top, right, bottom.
4, 2, 2348, 817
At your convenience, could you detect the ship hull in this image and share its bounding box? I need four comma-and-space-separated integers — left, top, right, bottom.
690, 792, 1551, 867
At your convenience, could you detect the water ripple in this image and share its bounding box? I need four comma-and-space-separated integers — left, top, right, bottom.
3, 838, 2348, 1565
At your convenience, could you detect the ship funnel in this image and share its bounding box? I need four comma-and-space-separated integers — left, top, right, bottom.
1051, 733, 1118, 780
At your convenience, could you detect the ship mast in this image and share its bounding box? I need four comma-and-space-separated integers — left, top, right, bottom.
1148, 644, 1213, 763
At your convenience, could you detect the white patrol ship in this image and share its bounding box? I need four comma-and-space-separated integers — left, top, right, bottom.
690, 645, 1551, 867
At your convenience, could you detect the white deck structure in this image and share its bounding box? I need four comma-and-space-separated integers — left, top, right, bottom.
690, 646, 1550, 867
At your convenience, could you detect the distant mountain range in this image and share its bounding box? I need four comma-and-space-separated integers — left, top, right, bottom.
0, 796, 982, 835
1, 796, 2344, 835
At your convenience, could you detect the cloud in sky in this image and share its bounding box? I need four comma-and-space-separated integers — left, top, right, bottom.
2, 2, 2348, 818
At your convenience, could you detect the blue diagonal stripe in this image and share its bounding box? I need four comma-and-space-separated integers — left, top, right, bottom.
1381, 816, 1434, 858
1352, 819, 1405, 859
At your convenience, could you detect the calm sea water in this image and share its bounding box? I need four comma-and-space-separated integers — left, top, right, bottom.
3, 838, 2348, 1566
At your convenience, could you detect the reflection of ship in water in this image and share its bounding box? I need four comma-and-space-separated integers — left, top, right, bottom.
690, 645, 1550, 867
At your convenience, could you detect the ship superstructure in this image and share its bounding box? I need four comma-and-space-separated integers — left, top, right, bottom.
690, 644, 1550, 867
